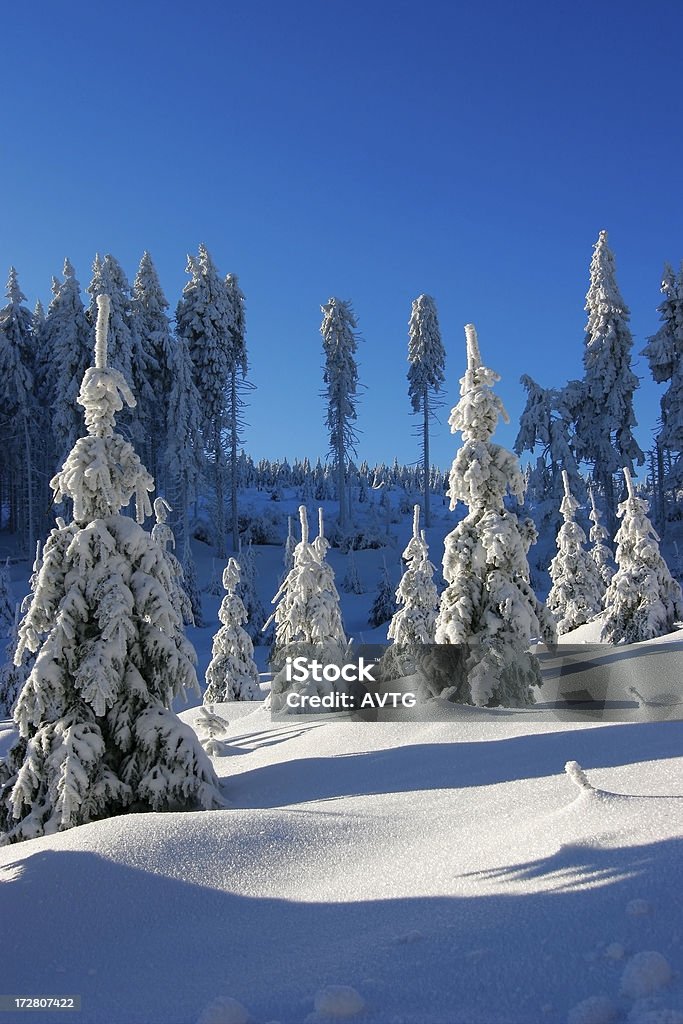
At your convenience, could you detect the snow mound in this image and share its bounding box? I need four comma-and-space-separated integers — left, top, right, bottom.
567, 995, 617, 1024
312, 984, 366, 1018
197, 995, 250, 1024
620, 952, 672, 999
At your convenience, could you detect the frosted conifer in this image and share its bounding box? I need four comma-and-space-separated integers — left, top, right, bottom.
341, 546, 365, 595
237, 541, 267, 644
132, 252, 173, 487
388, 505, 438, 645
547, 472, 604, 634
267, 505, 346, 656
151, 497, 194, 626
204, 558, 260, 702
0, 561, 12, 639
641, 264, 683, 481
0, 295, 221, 844
601, 468, 683, 643
588, 485, 615, 592
195, 705, 230, 756
435, 324, 556, 706
575, 231, 644, 524
321, 298, 360, 531
283, 515, 297, 574
369, 561, 397, 629
408, 295, 446, 528
46, 259, 93, 459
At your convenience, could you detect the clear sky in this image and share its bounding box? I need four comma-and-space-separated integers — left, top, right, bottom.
3, 0, 683, 474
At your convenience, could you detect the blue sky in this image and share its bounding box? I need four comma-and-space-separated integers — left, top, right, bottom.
3, 0, 683, 474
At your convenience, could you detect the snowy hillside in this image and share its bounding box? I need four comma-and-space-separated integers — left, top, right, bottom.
1, 690, 682, 1024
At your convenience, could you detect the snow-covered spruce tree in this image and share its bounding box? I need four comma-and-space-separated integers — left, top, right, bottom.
435, 324, 556, 707
45, 259, 93, 461
151, 498, 194, 627
164, 326, 203, 558
547, 471, 603, 634
341, 546, 365, 595
132, 252, 174, 491
176, 246, 235, 556
369, 561, 397, 630
195, 705, 230, 756
0, 268, 36, 555
267, 505, 347, 656
225, 273, 251, 552
408, 294, 446, 528
267, 506, 347, 711
0, 295, 221, 844
181, 549, 204, 629
321, 298, 360, 532
641, 263, 683, 488
600, 468, 683, 643
588, 485, 615, 593
0, 608, 26, 718
236, 541, 267, 645
574, 231, 644, 528
204, 557, 260, 702
283, 515, 297, 575
388, 505, 438, 645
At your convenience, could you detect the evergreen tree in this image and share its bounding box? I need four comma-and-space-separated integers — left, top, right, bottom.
0, 560, 13, 639
283, 515, 297, 575
641, 263, 683, 486
45, 259, 93, 460
0, 608, 27, 718
204, 557, 260, 702
0, 295, 221, 844
407, 294, 446, 528
132, 252, 173, 489
237, 541, 267, 645
588, 484, 615, 593
225, 273, 251, 552
181, 550, 204, 628
388, 505, 438, 644
574, 230, 644, 527
369, 561, 397, 629
341, 546, 365, 595
195, 705, 230, 755
267, 505, 346, 655
547, 471, 604, 634
601, 468, 683, 643
321, 298, 360, 532
435, 324, 556, 707
176, 245, 235, 557
0, 268, 36, 554
151, 497, 194, 627
164, 329, 203, 557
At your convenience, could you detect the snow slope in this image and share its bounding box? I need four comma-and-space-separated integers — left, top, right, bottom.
0, 696, 681, 1024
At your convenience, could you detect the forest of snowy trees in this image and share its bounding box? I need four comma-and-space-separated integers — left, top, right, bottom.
0, 224, 682, 844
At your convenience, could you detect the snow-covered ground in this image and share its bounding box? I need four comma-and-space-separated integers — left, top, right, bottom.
1, 685, 682, 1024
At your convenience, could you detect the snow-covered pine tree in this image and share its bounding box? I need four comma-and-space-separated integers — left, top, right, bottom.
341, 546, 365, 595
0, 268, 36, 555
283, 515, 297, 575
547, 471, 604, 634
151, 497, 194, 626
435, 324, 556, 707
225, 273, 251, 552
0, 607, 26, 718
601, 468, 683, 643
588, 484, 615, 593
574, 231, 644, 528
176, 246, 235, 557
204, 557, 260, 702
369, 560, 397, 630
45, 259, 93, 461
321, 298, 360, 532
236, 540, 267, 645
181, 549, 204, 628
0, 294, 221, 844
164, 327, 203, 558
641, 263, 683, 489
132, 252, 173, 490
267, 505, 347, 656
195, 705, 230, 756
388, 505, 438, 644
408, 294, 446, 528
